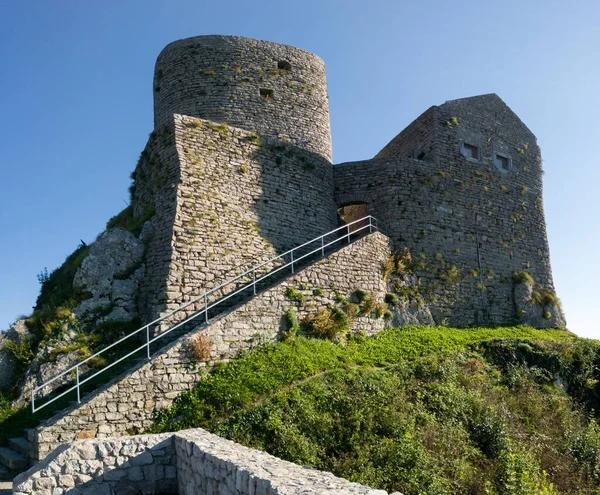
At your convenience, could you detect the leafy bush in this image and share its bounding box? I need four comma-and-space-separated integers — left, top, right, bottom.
282, 308, 300, 341
303, 306, 350, 341
5, 340, 34, 373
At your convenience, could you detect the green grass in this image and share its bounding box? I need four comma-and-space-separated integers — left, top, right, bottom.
149, 326, 600, 495
106, 204, 154, 237
150, 326, 573, 433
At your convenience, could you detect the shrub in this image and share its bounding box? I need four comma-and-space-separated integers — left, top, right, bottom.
334, 292, 347, 304
359, 292, 377, 315
342, 302, 359, 319
5, 340, 34, 373
282, 308, 301, 341
189, 333, 212, 361
34, 244, 90, 313
470, 408, 509, 458
382, 255, 395, 281
303, 306, 349, 341
374, 302, 389, 319
385, 292, 399, 306
106, 205, 154, 237
531, 289, 560, 308
312, 288, 324, 296
512, 271, 534, 284
285, 287, 304, 303
354, 288, 368, 302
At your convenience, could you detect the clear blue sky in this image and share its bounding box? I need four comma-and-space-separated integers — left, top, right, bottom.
1, 1, 598, 338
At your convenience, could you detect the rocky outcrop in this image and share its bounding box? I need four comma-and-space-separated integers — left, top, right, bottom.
388, 273, 435, 327
514, 278, 566, 329
11, 226, 150, 408
0, 319, 32, 392
73, 227, 146, 323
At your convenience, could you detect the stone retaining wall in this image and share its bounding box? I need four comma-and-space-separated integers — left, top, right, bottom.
15, 428, 387, 495
32, 233, 391, 462
14, 433, 176, 495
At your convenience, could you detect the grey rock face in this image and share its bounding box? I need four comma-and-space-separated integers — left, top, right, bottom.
514, 279, 566, 329
73, 227, 145, 323
0, 319, 32, 392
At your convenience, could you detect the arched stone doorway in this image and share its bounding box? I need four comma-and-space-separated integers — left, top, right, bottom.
337, 202, 369, 233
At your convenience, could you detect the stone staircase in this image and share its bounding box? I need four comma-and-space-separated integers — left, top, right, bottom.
2, 220, 389, 482
0, 435, 30, 481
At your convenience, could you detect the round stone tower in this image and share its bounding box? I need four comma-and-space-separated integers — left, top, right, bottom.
153, 35, 332, 161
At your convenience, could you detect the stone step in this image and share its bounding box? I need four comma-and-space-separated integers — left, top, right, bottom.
0, 447, 27, 471
0, 464, 9, 481
24, 429, 36, 443
8, 437, 29, 457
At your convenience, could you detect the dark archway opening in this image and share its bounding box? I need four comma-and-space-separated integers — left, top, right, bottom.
337, 202, 369, 233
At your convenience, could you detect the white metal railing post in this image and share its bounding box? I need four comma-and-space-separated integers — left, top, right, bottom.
30, 216, 379, 413
204, 293, 209, 323
146, 326, 151, 360
76, 365, 80, 404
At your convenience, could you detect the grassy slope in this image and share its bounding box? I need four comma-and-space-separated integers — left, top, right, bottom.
150, 325, 600, 495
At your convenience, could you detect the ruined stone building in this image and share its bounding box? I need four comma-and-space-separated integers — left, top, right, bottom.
4, 35, 565, 481
135, 34, 561, 328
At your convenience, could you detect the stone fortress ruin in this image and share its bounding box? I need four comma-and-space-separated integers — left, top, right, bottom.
137, 34, 562, 329
7, 35, 565, 493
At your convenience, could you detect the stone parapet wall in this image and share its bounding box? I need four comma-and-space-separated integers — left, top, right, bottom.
132, 123, 181, 322
14, 433, 176, 495
32, 233, 391, 462
175, 429, 387, 495
15, 428, 387, 495
374, 105, 439, 162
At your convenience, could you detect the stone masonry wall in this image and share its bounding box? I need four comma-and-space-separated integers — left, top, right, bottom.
374, 105, 439, 163
32, 233, 391, 462
175, 428, 387, 495
154, 35, 332, 161
132, 123, 182, 322
334, 94, 558, 327
15, 428, 387, 495
163, 115, 337, 320
14, 434, 176, 495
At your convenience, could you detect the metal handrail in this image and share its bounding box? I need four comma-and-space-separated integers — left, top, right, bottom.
31, 216, 379, 412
